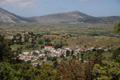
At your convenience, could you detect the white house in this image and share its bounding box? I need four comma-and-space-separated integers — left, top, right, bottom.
34, 50, 40, 54
39, 54, 45, 57
22, 52, 29, 55
44, 46, 54, 51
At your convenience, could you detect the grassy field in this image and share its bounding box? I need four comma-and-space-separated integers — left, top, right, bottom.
0, 23, 117, 36
0, 23, 120, 51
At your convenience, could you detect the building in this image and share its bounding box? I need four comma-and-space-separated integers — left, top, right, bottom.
44, 46, 54, 51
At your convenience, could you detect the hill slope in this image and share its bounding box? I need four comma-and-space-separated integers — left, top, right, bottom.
30, 11, 96, 24
0, 7, 120, 24
0, 8, 33, 23
30, 11, 120, 24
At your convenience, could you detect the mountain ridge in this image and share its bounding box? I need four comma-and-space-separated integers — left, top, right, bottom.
0, 7, 33, 23
0, 7, 120, 24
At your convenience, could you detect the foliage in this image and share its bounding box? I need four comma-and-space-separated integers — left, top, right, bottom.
54, 43, 64, 49
112, 47, 120, 62
113, 21, 120, 34
52, 57, 57, 62
0, 34, 61, 80
0, 62, 61, 80
66, 50, 71, 57
84, 53, 104, 80
37, 64, 61, 80
0, 62, 20, 80
93, 60, 120, 80
53, 61, 58, 69
0, 21, 120, 80
11, 63, 40, 80
0, 34, 15, 62
57, 58, 85, 80
47, 57, 53, 61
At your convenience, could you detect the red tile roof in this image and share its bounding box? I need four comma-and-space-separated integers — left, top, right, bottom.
45, 46, 53, 47
47, 53, 53, 55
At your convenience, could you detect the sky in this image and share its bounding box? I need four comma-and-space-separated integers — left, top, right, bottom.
0, 0, 120, 17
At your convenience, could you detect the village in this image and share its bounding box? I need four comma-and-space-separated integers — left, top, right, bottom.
19, 46, 109, 65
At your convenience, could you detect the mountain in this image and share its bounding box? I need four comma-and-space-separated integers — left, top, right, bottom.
0, 7, 120, 24
30, 11, 96, 24
30, 11, 120, 24
0, 8, 33, 23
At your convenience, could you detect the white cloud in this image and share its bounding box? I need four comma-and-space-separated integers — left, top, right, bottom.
0, 0, 38, 8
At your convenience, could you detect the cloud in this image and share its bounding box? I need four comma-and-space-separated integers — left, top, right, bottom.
0, 0, 38, 8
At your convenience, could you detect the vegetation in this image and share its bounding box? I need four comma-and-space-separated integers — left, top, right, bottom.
0, 23, 118, 37
114, 21, 120, 34
0, 22, 120, 80
93, 60, 120, 80
0, 34, 16, 62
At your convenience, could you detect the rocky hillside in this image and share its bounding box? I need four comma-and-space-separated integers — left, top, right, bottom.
0, 8, 33, 23
0, 7, 120, 24
30, 11, 120, 24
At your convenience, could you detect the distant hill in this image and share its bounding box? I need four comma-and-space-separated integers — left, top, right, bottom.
0, 7, 120, 24
30, 11, 120, 24
0, 7, 33, 23
30, 11, 93, 24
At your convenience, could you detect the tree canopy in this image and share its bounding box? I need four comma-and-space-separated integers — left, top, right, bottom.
0, 34, 15, 62
113, 21, 120, 34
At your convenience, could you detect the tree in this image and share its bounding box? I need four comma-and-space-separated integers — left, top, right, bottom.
47, 57, 52, 61
81, 52, 84, 63
57, 59, 86, 80
112, 47, 120, 62
71, 50, 74, 55
38, 64, 61, 80
45, 38, 51, 42
12, 33, 23, 45
54, 43, 63, 49
52, 57, 57, 62
113, 22, 120, 62
0, 34, 15, 62
24, 34, 29, 43
0, 62, 20, 80
84, 53, 104, 80
92, 60, 120, 80
53, 61, 58, 69
113, 21, 120, 34
66, 50, 71, 57
12, 63, 40, 80
60, 54, 64, 58
38, 39, 43, 44
36, 64, 41, 69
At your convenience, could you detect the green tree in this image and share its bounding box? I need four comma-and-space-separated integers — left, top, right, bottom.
93, 60, 120, 80
36, 64, 41, 69
113, 21, 120, 34
66, 50, 71, 57
0, 62, 20, 80
0, 34, 15, 62
112, 47, 120, 62
81, 52, 84, 63
38, 64, 61, 80
14, 63, 40, 80
84, 53, 104, 80
53, 61, 58, 69
52, 57, 57, 62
